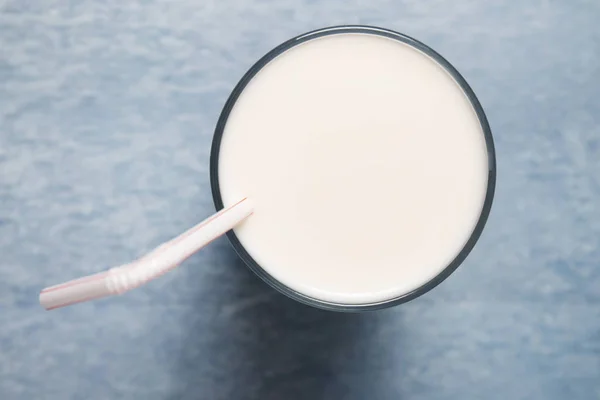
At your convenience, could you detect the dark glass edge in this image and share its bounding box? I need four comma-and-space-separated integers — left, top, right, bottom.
209, 25, 497, 312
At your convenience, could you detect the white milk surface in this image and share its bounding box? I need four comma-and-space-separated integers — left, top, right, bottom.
218, 32, 489, 304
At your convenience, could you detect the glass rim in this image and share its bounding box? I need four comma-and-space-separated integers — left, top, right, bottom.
209, 25, 497, 312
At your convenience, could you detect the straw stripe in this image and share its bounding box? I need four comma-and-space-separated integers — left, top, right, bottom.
41, 272, 108, 294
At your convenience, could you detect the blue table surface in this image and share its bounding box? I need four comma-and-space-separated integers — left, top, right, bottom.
1, 1, 599, 399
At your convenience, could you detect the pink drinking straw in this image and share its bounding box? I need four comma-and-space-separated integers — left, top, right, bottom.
39, 198, 253, 310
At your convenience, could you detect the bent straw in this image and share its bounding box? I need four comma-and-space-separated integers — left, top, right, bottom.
39, 198, 253, 310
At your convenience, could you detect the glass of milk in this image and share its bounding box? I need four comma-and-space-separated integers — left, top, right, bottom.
210, 26, 496, 311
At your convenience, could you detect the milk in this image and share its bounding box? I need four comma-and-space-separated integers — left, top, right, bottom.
216, 32, 490, 305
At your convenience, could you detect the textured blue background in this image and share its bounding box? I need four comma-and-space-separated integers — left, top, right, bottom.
1, 1, 599, 399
